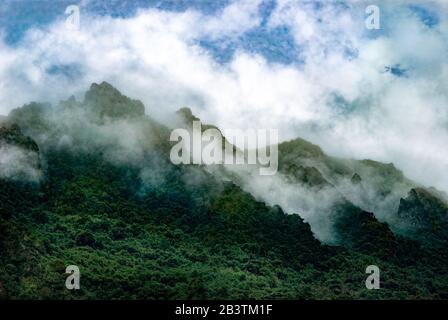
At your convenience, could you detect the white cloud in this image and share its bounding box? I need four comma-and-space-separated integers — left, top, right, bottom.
200, 0, 263, 38
0, 144, 41, 182
0, 0, 447, 195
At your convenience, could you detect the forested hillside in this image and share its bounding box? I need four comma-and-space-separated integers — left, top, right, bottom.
1, 83, 447, 299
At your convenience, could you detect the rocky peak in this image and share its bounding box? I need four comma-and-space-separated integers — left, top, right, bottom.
84, 81, 145, 119
397, 187, 448, 246
279, 137, 325, 160
398, 188, 448, 223
176, 107, 199, 123
351, 173, 362, 185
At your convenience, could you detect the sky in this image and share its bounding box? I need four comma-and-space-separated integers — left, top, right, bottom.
0, 0, 447, 193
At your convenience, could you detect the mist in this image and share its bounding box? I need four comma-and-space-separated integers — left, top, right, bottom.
0, 0, 447, 244
0, 0, 447, 195
0, 143, 41, 182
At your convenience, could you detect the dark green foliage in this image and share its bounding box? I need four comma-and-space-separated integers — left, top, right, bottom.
0, 147, 447, 300
1, 82, 447, 300
397, 188, 448, 246
0, 124, 39, 152
334, 206, 399, 259
281, 163, 331, 188
278, 137, 325, 160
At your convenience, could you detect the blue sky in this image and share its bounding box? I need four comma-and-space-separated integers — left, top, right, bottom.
3, 0, 299, 64
1, 0, 231, 44
0, 0, 447, 193
0, 0, 441, 66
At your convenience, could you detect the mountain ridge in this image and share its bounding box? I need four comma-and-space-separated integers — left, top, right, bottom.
1, 82, 447, 299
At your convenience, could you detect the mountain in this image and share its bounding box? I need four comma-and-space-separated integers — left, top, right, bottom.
84, 82, 145, 120
397, 188, 448, 246
0, 82, 447, 299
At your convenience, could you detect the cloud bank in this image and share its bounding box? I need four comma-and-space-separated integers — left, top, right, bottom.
0, 0, 447, 194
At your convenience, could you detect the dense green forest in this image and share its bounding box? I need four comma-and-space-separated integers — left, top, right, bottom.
1, 82, 447, 299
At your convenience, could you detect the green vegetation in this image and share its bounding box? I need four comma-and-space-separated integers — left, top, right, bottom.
1, 82, 447, 300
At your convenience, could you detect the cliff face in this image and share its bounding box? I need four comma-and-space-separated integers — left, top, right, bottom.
397, 188, 448, 245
